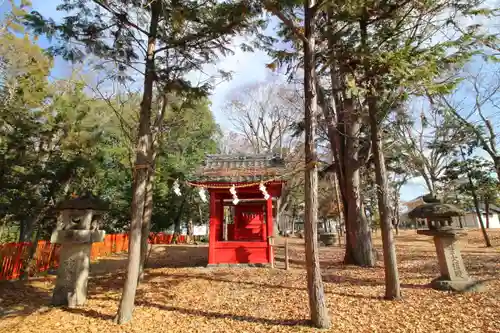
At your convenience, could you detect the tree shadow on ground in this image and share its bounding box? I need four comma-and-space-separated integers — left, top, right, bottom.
274, 256, 344, 268
144, 245, 208, 269
0, 277, 53, 318
399, 254, 499, 277
144, 270, 430, 295
63, 307, 115, 321
462, 255, 499, 276
144, 302, 310, 327
64, 301, 310, 327
322, 274, 430, 290
0, 244, 206, 319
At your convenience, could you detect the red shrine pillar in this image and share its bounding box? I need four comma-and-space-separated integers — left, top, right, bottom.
219, 197, 225, 240
261, 203, 267, 242
208, 191, 217, 265
266, 197, 274, 263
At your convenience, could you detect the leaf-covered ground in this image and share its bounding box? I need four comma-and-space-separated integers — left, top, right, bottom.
1, 230, 499, 333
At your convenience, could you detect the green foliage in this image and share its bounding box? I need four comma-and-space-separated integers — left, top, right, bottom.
0, 48, 109, 239
445, 156, 498, 207
1, 0, 252, 242
0, 12, 221, 240
24, 0, 267, 90
151, 96, 218, 231
262, 0, 497, 111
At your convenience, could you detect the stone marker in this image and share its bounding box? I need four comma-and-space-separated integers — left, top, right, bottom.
409, 194, 484, 292
51, 194, 107, 307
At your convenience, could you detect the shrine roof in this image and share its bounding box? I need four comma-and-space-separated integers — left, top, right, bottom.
189, 154, 286, 183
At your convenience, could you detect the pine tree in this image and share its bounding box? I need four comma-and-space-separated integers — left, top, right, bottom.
25, 0, 265, 323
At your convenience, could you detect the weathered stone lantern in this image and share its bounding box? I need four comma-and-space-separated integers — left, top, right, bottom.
318, 201, 338, 246
50, 194, 108, 307
409, 194, 482, 292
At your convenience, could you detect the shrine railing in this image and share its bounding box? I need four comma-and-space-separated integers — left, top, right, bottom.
0, 232, 187, 281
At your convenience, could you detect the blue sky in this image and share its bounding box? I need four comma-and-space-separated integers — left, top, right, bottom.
2, 1, 498, 203
17, 1, 283, 131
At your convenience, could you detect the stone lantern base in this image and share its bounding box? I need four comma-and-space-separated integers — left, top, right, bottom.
319, 233, 337, 246
417, 228, 484, 292
51, 230, 105, 307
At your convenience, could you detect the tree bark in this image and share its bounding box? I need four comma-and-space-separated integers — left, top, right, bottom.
471, 186, 491, 247
115, 0, 160, 324
174, 196, 187, 234
343, 101, 374, 267
20, 227, 40, 280
303, 2, 330, 328
138, 156, 155, 284
485, 201, 490, 229
332, 172, 344, 228
138, 91, 168, 284
459, 147, 492, 247
316, 55, 373, 266
368, 96, 401, 299
19, 216, 36, 243
494, 157, 500, 183
317, 80, 373, 266
276, 197, 281, 234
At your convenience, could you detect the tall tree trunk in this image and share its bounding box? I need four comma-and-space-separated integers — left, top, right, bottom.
174, 197, 187, 235
20, 227, 40, 280
316, 70, 351, 254
493, 157, 500, 183
368, 96, 401, 299
138, 156, 155, 284
115, 1, 160, 324
276, 197, 281, 234
19, 217, 35, 243
339, 15, 375, 267
20, 204, 53, 278
19, 204, 48, 243
317, 63, 373, 266
138, 91, 167, 284
343, 101, 374, 267
393, 188, 400, 235
460, 148, 492, 248
303, 2, 330, 328
0, 222, 5, 243
485, 201, 490, 229
332, 172, 344, 228
470, 186, 491, 247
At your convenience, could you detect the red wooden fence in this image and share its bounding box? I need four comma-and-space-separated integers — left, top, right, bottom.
0, 233, 187, 281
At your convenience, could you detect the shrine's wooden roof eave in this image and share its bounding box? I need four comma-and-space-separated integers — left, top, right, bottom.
188, 179, 287, 185
188, 153, 287, 183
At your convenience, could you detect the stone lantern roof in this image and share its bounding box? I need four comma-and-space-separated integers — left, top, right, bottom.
408, 194, 465, 219
55, 193, 109, 212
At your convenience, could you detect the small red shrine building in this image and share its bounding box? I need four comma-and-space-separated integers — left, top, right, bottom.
189, 154, 286, 266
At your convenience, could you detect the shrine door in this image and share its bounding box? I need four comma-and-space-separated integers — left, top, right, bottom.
234, 204, 265, 241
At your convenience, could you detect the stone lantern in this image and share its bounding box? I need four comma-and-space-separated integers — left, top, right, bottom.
50, 194, 108, 307
408, 194, 482, 292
